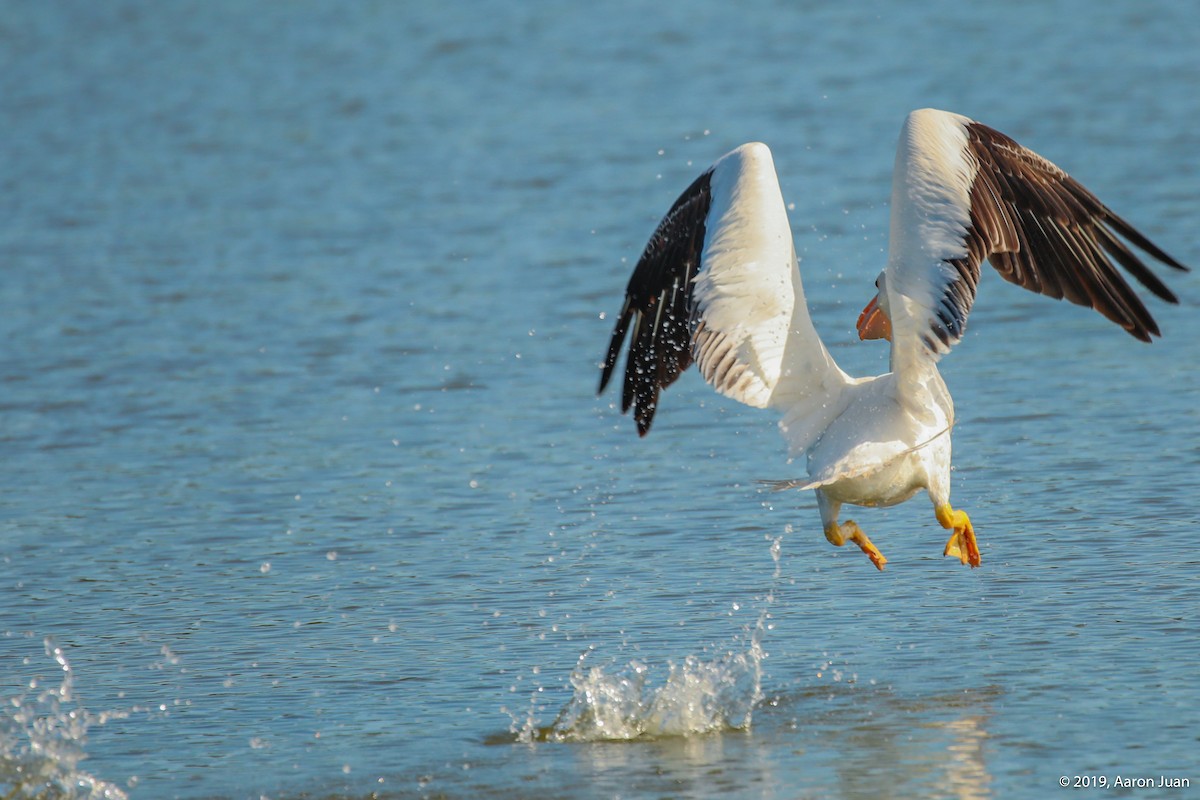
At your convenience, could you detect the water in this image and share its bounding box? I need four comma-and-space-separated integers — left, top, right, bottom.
2, 1, 1198, 797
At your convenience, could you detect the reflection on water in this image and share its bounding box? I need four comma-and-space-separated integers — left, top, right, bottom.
476, 533, 996, 800
786, 683, 997, 800
479, 673, 997, 800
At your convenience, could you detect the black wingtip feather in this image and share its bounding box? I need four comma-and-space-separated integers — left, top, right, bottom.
597, 168, 714, 434
965, 122, 1189, 346
598, 299, 633, 395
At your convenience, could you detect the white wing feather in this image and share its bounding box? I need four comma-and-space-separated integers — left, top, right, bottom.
884, 109, 978, 378
692, 144, 854, 453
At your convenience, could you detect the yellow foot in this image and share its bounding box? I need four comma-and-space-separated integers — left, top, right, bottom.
825, 520, 888, 571
936, 504, 980, 568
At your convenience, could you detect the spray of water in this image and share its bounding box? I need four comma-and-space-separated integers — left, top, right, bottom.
512, 533, 784, 743
0, 638, 130, 799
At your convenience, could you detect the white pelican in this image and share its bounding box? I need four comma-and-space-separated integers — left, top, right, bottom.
599, 108, 1187, 570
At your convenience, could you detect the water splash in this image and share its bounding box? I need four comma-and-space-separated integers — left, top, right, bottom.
0, 638, 130, 799
514, 532, 784, 743
545, 641, 765, 741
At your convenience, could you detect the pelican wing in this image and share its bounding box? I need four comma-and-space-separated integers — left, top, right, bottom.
599, 143, 851, 441
884, 108, 1188, 370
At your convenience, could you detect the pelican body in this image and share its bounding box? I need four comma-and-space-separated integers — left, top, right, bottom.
599, 109, 1187, 569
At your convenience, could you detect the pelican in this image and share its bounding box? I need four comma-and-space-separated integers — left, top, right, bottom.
598, 108, 1187, 570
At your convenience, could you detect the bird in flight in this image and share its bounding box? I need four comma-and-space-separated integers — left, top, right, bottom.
598, 108, 1187, 570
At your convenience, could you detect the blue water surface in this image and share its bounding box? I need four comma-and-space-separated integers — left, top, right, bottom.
2, 1, 1198, 798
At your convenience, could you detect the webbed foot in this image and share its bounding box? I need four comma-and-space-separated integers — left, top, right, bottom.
936, 504, 980, 568
825, 520, 888, 571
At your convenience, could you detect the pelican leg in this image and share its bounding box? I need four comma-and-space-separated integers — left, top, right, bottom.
817, 491, 887, 570
936, 504, 980, 567
825, 519, 888, 571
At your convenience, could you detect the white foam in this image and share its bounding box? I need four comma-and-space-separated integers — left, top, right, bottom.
0, 638, 131, 799
548, 642, 765, 741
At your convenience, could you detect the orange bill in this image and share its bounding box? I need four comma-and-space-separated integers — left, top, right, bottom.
856, 295, 892, 341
